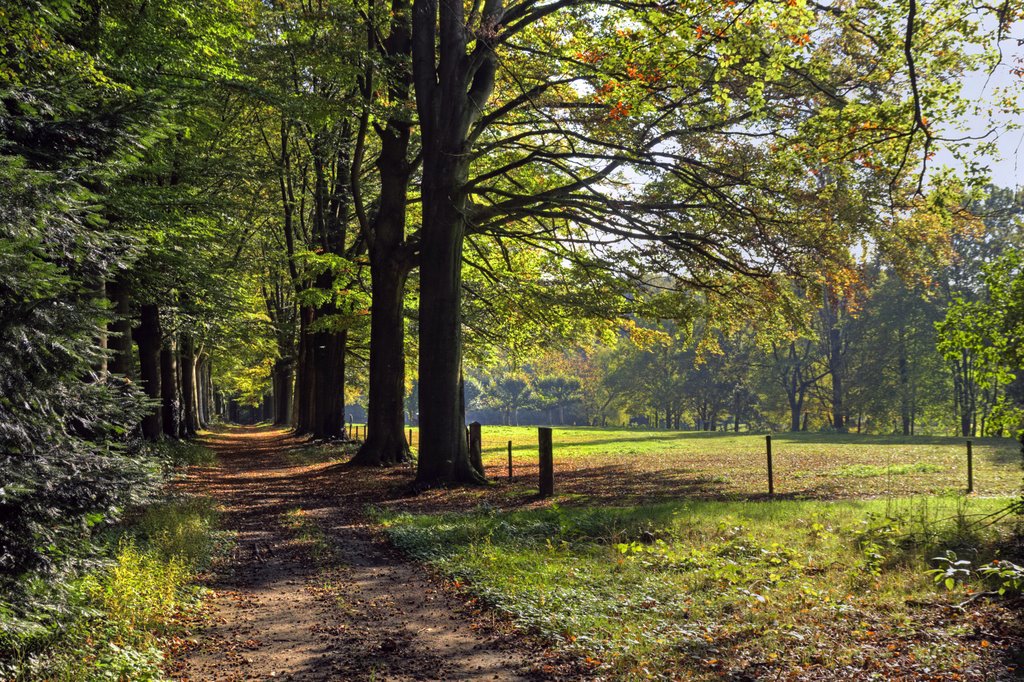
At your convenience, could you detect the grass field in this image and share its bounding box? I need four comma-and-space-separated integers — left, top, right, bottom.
348, 426, 1024, 680
378, 496, 1023, 680
392, 426, 1021, 501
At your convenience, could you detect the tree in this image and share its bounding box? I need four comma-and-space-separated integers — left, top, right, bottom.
0, 0, 166, 580
482, 375, 533, 426
351, 0, 419, 466
535, 376, 582, 425
406, 0, 998, 484
937, 250, 1024, 436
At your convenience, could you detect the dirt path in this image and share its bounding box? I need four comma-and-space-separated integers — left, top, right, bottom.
172, 427, 540, 682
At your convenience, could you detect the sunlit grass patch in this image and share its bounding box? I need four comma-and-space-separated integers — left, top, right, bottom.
156, 439, 218, 468
833, 462, 945, 478
376, 496, 1019, 680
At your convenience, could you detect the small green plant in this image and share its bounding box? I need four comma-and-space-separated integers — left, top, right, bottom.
927, 550, 975, 590
978, 559, 1024, 595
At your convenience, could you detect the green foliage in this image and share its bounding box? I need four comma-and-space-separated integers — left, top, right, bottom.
928, 550, 976, 590
978, 559, 1024, 595
0, 0, 159, 580
929, 551, 1024, 595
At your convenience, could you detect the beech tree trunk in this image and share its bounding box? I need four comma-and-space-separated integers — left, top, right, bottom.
353, 260, 411, 465
160, 333, 179, 438
310, 322, 346, 439
789, 396, 802, 432
294, 305, 316, 433
135, 303, 162, 439
352, 1, 414, 467
180, 334, 200, 436
411, 0, 497, 485
416, 167, 476, 482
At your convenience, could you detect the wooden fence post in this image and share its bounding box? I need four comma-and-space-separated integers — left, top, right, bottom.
766, 434, 774, 497
408, 428, 413, 448
508, 440, 513, 480
538, 427, 553, 498
966, 440, 974, 493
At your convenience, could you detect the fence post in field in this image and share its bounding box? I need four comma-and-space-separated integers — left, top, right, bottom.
966, 440, 974, 493
538, 427, 554, 498
408, 428, 413, 448
469, 422, 484, 475
508, 440, 513, 480
766, 434, 774, 497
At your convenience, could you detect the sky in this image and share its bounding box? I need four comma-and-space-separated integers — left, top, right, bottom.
936, 53, 1024, 189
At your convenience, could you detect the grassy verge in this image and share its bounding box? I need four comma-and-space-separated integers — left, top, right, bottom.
376, 495, 1022, 680
0, 441, 230, 681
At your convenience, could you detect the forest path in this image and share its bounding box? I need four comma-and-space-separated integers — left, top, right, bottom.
172, 426, 537, 682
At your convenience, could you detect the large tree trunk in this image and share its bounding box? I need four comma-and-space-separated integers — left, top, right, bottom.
310, 322, 346, 439
411, 0, 496, 486
416, 170, 478, 483
353, 0, 415, 466
160, 334, 179, 438
353, 260, 411, 465
135, 303, 162, 439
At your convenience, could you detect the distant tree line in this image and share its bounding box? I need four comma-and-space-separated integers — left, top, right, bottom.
463, 188, 1024, 436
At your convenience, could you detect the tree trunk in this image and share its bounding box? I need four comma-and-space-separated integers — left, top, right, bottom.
353, 260, 411, 465
353, 71, 414, 464
310, 323, 346, 439
135, 304, 162, 439
109, 277, 134, 377
415, 156, 480, 484
897, 328, 912, 435
829, 324, 845, 431
789, 395, 802, 432
160, 334, 179, 438
197, 356, 209, 428
272, 359, 293, 426
411, 0, 495, 487
294, 305, 316, 433
180, 334, 200, 436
